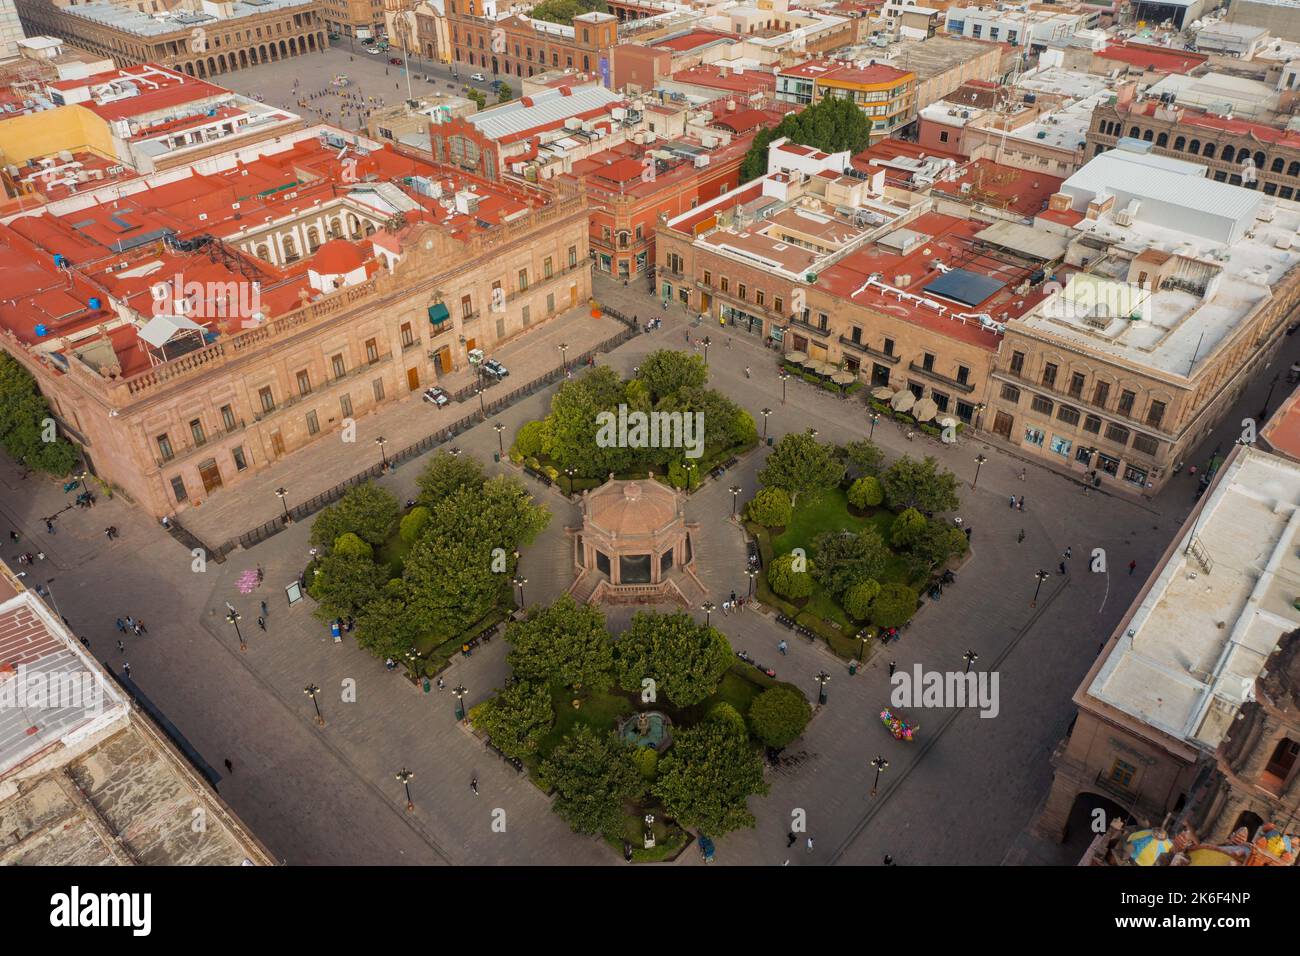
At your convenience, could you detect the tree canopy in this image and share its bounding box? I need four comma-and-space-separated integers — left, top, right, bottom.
0, 352, 80, 476
813, 527, 889, 599
614, 611, 732, 708
881, 455, 960, 514
470, 680, 554, 760
310, 482, 401, 550
653, 709, 769, 835
529, 0, 606, 25
415, 450, 486, 508
538, 726, 643, 837
740, 96, 874, 182
748, 686, 812, 748
757, 432, 844, 505
506, 595, 614, 689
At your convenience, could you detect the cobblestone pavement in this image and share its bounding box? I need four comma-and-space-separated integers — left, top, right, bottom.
219, 44, 496, 131
6, 268, 1297, 865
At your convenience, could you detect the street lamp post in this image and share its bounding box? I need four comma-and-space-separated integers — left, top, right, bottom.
304, 684, 325, 725
513, 575, 527, 607
396, 767, 415, 811
780, 369, 790, 405
729, 485, 742, 517
703, 338, 710, 365
475, 384, 486, 419
701, 601, 716, 627
963, 650, 979, 674
375, 436, 389, 471
869, 412, 880, 441
815, 671, 830, 705
1031, 569, 1050, 607
275, 486, 290, 524
761, 407, 772, 440
558, 342, 569, 372
564, 467, 577, 495
493, 422, 505, 458
746, 568, 757, 597
857, 632, 868, 662
227, 609, 246, 652
974, 402, 986, 431
973, 454, 988, 489
870, 755, 889, 797
453, 684, 468, 721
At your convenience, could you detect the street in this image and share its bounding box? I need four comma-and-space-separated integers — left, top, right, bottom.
4, 269, 1294, 865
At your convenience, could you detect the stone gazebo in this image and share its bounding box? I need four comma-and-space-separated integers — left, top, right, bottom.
566, 478, 705, 606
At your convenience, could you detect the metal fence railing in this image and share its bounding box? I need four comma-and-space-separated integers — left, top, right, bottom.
228, 319, 638, 553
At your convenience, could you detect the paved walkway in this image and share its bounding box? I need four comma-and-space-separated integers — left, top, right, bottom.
7, 267, 1299, 865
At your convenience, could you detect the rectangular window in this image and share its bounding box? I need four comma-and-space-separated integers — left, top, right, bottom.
171, 476, 188, 503
461, 294, 474, 319
956, 401, 975, 423
544, 257, 553, 279
884, 337, 895, 356
190, 419, 206, 446
720, 277, 729, 293
922, 352, 935, 371
400, 322, 414, 349
546, 293, 555, 314
1057, 405, 1080, 426
518, 268, 528, 292
1042, 363, 1058, 388
774, 297, 784, 314
259, 387, 275, 414
521, 305, 531, 326
569, 245, 578, 268
1118, 390, 1136, 415
157, 434, 174, 462
1146, 401, 1166, 428
1105, 423, 1130, 445
1024, 426, 1045, 447
1001, 384, 1020, 403
738, 283, 747, 300
1010, 351, 1025, 375
756, 290, 766, 307
1083, 414, 1102, 434
932, 391, 950, 413
232, 446, 248, 471
366, 338, 379, 364
296, 370, 312, 396
1093, 381, 1110, 408
1132, 433, 1159, 456
340, 394, 353, 419
956, 365, 970, 385
373, 378, 385, 402
703, 270, 712, 286
332, 354, 346, 379
221, 404, 236, 432
1031, 394, 1053, 416
306, 410, 320, 435
1069, 372, 1085, 397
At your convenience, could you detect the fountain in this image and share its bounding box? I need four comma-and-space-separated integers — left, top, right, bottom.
621, 710, 673, 752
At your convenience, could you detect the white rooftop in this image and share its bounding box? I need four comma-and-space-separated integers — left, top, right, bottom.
1087, 447, 1300, 753
467, 86, 622, 141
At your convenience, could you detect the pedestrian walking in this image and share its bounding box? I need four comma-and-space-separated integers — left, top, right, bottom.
787, 831, 797, 848
1017, 496, 1025, 511
1064, 546, 1072, 560
122, 662, 131, 679
1018, 468, 1026, 481
257, 616, 266, 631
806, 837, 814, 853
730, 590, 737, 604
721, 600, 730, 615
256, 565, 264, 585
115, 617, 126, 633
745, 367, 751, 378
8, 530, 17, 543
1059, 561, 1067, 575
116, 640, 124, 654
1009, 495, 1016, 509
883, 854, 895, 866
260, 600, 268, 617
1017, 529, 1025, 544
778, 639, 788, 655
471, 776, 479, 795
79, 636, 89, 648
45, 519, 54, 534
223, 758, 233, 773
125, 616, 135, 631
888, 661, 897, 677
132, 623, 141, 637
1128, 560, 1137, 575
436, 676, 445, 690
137, 620, 147, 635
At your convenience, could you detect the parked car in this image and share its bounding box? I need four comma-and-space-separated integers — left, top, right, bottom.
470, 72, 487, 81
422, 386, 450, 407
365, 47, 381, 55
482, 358, 509, 380
389, 56, 402, 65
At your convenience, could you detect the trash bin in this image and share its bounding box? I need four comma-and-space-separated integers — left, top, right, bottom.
849, 660, 857, 676
494, 452, 500, 463
423, 678, 431, 693
767, 437, 774, 446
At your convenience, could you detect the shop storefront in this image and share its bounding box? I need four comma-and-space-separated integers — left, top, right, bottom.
721, 303, 765, 337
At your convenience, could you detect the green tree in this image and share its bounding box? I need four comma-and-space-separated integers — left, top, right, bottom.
847, 475, 884, 510
470, 681, 554, 760
813, 528, 889, 598
506, 595, 613, 689
402, 534, 504, 641
767, 552, 814, 600
513, 419, 551, 459
310, 549, 385, 622
0, 353, 79, 476
547, 366, 637, 477
333, 531, 374, 560
842, 578, 882, 621
653, 711, 768, 835
740, 96, 874, 183
637, 349, 708, 400
528, 0, 607, 24
907, 519, 968, 576
399, 506, 432, 544
746, 487, 792, 528
538, 725, 642, 836
467, 88, 487, 110
615, 611, 731, 708
890, 507, 927, 549
631, 745, 658, 782
310, 482, 400, 549
842, 439, 885, 478
871, 583, 919, 629
748, 686, 812, 747
708, 701, 748, 739
497, 83, 513, 103
355, 581, 423, 661
882, 455, 960, 514
415, 450, 486, 508
757, 431, 844, 505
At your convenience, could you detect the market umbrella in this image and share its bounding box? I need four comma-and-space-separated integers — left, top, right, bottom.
807, 361, 834, 376
831, 370, 856, 385
913, 397, 939, 422
784, 350, 808, 363
890, 389, 916, 412
871, 386, 894, 400
1125, 829, 1174, 867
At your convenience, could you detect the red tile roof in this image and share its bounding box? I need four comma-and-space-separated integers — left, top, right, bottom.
670, 65, 775, 94
1098, 42, 1207, 75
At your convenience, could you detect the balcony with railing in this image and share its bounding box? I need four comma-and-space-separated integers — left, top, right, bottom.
908, 361, 976, 394
839, 336, 900, 364
996, 366, 1173, 438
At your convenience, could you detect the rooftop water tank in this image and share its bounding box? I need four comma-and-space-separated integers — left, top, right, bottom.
89, 297, 101, 310
34, 324, 48, 336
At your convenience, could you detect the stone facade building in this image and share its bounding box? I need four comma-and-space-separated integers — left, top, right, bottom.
447, 0, 617, 81
15, 0, 325, 79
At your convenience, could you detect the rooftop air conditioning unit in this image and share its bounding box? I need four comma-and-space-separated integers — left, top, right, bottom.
1277, 234, 1293, 250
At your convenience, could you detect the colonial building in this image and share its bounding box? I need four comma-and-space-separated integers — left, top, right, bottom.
0, 126, 590, 518
983, 143, 1300, 494
15, 0, 326, 78
447, 0, 618, 81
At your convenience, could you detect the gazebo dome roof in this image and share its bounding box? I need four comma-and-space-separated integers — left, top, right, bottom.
585, 479, 680, 536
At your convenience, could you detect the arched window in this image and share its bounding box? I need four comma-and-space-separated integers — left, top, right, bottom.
1203, 143, 1215, 159
348, 215, 361, 239
256, 243, 270, 261
1189, 139, 1200, 154
307, 227, 320, 252
1173, 136, 1185, 151
283, 235, 298, 261
1129, 126, 1140, 139
1289, 161, 1300, 177
1254, 151, 1266, 168
1142, 129, 1153, 142
328, 217, 342, 238
1221, 146, 1235, 163
1156, 132, 1167, 147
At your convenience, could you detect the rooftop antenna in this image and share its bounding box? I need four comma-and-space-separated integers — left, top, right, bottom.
1186, 329, 1206, 376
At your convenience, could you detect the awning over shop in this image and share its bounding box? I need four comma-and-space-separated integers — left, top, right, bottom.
428, 302, 450, 325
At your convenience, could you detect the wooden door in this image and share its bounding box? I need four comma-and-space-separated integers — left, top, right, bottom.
270, 430, 285, 458
198, 458, 223, 494
993, 411, 1013, 439
406, 367, 420, 391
